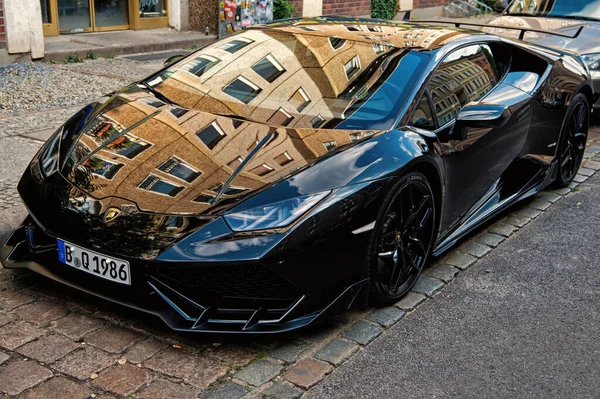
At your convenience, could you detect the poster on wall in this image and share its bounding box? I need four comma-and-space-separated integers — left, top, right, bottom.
219, 0, 274, 38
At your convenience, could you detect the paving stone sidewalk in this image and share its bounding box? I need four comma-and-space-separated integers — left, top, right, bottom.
2, 56, 600, 398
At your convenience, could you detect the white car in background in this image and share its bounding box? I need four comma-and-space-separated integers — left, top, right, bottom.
486, 0, 600, 107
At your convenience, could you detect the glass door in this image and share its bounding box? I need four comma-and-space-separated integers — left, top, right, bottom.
94, 0, 130, 31
132, 0, 168, 29
57, 0, 92, 33
41, 0, 60, 36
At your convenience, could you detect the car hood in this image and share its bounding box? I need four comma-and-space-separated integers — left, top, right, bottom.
486, 16, 600, 54
59, 85, 379, 216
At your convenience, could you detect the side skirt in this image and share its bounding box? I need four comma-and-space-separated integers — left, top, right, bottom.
431, 160, 557, 257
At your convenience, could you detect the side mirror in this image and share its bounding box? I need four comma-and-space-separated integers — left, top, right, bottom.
163, 54, 186, 67
457, 103, 511, 129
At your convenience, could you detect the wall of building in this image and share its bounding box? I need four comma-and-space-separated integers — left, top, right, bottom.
0, 0, 5, 50
292, 0, 370, 17
189, 0, 219, 35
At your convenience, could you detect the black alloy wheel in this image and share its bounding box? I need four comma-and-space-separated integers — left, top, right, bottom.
369, 172, 436, 304
555, 93, 589, 188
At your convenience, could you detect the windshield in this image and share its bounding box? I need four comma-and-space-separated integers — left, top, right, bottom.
506, 0, 600, 20
143, 28, 430, 130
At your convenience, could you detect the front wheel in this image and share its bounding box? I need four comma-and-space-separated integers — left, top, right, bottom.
554, 93, 589, 188
368, 172, 436, 304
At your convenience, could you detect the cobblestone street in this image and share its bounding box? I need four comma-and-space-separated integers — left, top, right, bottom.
1, 57, 600, 398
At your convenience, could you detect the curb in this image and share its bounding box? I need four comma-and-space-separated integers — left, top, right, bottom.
201, 140, 600, 399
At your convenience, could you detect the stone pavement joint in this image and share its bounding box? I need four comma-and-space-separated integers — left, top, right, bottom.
22, 376, 92, 399
0, 359, 53, 396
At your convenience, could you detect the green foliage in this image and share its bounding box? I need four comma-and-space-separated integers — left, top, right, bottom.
273, 0, 295, 20
64, 54, 83, 63
371, 0, 398, 20
103, 54, 116, 59
86, 52, 97, 60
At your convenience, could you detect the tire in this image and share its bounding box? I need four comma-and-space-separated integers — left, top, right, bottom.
368, 172, 437, 304
554, 93, 589, 188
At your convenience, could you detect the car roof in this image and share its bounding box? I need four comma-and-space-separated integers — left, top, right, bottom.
251, 16, 493, 52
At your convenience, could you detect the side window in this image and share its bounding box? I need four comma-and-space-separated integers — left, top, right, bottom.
428, 44, 499, 126
410, 94, 435, 130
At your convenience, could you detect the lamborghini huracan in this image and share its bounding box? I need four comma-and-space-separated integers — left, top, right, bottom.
0, 17, 594, 333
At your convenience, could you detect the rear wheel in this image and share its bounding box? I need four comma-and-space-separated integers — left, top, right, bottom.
555, 94, 589, 188
368, 172, 436, 304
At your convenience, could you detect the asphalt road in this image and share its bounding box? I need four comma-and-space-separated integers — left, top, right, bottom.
309, 174, 600, 399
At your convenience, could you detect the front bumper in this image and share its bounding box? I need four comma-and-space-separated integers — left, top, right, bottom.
0, 165, 384, 333
1, 219, 369, 333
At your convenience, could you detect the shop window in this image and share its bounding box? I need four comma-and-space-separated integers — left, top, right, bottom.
138, 175, 183, 197
223, 76, 262, 104
252, 55, 286, 83
274, 151, 293, 166
197, 122, 226, 149
157, 156, 201, 183
289, 88, 311, 112
219, 38, 254, 53
344, 56, 361, 80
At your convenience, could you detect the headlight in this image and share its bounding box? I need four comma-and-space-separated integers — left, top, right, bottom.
37, 128, 62, 177
582, 53, 600, 71
224, 191, 330, 232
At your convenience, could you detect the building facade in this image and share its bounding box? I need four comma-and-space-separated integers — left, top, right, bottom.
0, 0, 449, 62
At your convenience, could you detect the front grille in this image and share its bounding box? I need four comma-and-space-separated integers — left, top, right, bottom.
160, 263, 297, 300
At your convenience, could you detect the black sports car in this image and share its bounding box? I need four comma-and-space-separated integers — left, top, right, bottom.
1, 17, 594, 333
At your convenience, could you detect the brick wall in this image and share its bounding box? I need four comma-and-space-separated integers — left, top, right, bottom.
323, 0, 371, 16
0, 0, 5, 50
414, 0, 449, 9
291, 0, 370, 17
291, 0, 303, 16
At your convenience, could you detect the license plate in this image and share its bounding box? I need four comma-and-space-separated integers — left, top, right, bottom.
57, 239, 131, 285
